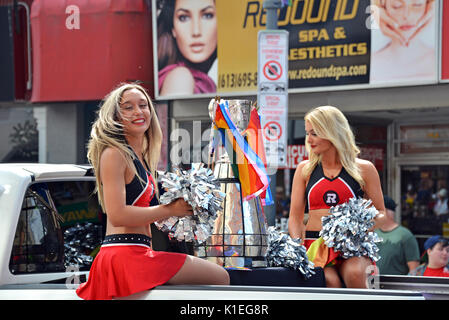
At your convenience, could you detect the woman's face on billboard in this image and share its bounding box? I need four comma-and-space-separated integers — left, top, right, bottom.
385, 0, 427, 38
172, 0, 217, 64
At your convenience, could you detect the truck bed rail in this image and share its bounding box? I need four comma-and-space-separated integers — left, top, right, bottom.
0, 283, 424, 300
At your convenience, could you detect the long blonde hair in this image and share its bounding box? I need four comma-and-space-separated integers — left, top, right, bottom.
87, 83, 162, 210
303, 106, 364, 188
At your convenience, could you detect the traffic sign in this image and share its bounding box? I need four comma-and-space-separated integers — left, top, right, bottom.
263, 60, 282, 81
258, 30, 288, 84
263, 121, 283, 141
257, 30, 289, 168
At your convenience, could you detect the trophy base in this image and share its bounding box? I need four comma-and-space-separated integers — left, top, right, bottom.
197, 255, 268, 269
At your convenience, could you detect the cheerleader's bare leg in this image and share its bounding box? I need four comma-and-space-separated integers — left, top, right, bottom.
324, 266, 343, 288
338, 256, 372, 288
167, 255, 230, 285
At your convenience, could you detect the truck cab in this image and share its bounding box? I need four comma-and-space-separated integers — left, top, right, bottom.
0, 163, 102, 287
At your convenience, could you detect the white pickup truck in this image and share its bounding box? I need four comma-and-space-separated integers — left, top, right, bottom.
0, 163, 446, 301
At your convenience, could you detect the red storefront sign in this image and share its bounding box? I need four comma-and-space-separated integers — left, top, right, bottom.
281, 145, 384, 172
30, 0, 153, 102
281, 145, 308, 169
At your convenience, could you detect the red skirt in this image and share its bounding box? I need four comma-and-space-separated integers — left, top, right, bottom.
304, 237, 342, 268
76, 234, 187, 300
304, 231, 376, 270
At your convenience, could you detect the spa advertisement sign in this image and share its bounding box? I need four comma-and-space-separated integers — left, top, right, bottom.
152, 0, 439, 99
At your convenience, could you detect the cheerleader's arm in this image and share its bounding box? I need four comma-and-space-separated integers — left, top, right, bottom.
288, 161, 308, 241
358, 159, 387, 230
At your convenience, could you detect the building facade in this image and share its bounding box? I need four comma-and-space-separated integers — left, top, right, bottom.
1, 0, 448, 248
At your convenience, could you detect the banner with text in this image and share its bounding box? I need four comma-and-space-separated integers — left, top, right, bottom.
153, 0, 439, 99
280, 145, 383, 171
286, 0, 370, 88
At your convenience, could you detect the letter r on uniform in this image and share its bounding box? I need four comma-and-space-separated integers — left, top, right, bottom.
327, 194, 337, 203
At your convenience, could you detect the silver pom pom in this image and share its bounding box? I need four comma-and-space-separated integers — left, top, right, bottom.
320, 197, 383, 261
155, 163, 225, 244
266, 227, 315, 279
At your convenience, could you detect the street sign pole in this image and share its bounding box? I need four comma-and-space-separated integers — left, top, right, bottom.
258, 0, 288, 226
257, 30, 289, 169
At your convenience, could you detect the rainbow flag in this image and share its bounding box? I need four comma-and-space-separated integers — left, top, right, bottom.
243, 106, 273, 205
213, 101, 273, 205
281, 0, 292, 7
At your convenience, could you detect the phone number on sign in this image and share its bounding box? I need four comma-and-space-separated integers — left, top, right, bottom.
218, 72, 258, 89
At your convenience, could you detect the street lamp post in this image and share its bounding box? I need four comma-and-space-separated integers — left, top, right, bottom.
261, 0, 283, 227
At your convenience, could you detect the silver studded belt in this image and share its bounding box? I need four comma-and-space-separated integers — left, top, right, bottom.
102, 233, 152, 246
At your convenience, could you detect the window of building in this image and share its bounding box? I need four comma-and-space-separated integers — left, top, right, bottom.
393, 122, 449, 249
398, 124, 449, 155
401, 165, 449, 246
173, 120, 213, 169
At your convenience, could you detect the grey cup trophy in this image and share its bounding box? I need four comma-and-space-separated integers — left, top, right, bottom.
193, 99, 269, 268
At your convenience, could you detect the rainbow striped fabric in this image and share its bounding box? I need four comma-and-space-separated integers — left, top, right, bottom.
213, 101, 273, 205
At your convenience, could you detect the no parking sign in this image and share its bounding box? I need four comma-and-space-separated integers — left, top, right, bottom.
263, 121, 283, 141
263, 60, 283, 81
257, 30, 289, 168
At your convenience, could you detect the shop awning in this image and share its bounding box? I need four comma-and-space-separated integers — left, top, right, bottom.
30, 0, 153, 102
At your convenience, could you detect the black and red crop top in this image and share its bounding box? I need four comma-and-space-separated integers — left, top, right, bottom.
304, 163, 364, 212
125, 150, 156, 207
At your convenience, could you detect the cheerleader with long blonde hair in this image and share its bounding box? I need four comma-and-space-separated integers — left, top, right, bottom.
288, 106, 386, 288
76, 83, 229, 300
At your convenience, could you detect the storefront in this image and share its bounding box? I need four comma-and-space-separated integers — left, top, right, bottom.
154, 0, 449, 241
391, 121, 449, 248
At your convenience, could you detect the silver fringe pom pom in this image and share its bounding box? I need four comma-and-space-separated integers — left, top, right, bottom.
155, 163, 225, 244
266, 227, 315, 279
320, 197, 383, 261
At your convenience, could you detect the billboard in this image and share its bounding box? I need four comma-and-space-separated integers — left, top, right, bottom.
154, 0, 219, 98
152, 0, 439, 99
285, 0, 371, 88
370, 0, 438, 85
